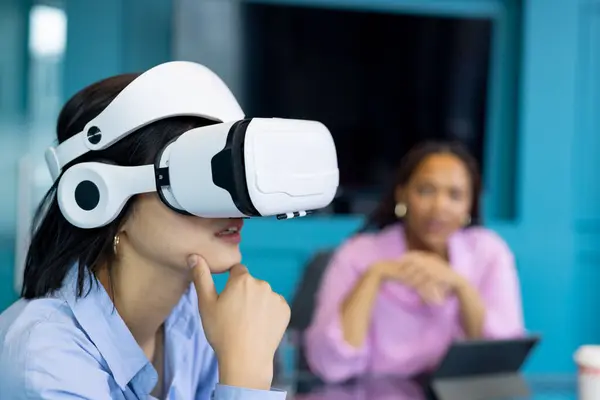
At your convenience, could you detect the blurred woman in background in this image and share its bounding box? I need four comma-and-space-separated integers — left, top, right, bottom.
304, 141, 524, 383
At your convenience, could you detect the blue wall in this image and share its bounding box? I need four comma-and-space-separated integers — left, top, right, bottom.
1, 0, 598, 375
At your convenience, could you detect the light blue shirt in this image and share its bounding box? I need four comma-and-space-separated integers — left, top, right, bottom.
0, 266, 286, 399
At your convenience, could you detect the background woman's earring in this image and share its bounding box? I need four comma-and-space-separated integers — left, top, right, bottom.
113, 234, 120, 256
464, 215, 472, 226
394, 203, 407, 218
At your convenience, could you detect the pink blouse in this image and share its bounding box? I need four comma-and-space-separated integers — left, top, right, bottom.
304, 224, 525, 383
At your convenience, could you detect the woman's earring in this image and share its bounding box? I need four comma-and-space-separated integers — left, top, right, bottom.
464, 215, 472, 226
394, 203, 407, 218
113, 234, 120, 256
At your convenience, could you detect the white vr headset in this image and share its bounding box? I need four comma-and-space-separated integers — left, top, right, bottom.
45, 61, 339, 229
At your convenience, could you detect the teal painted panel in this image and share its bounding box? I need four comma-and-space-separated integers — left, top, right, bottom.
62, 0, 124, 100
63, 0, 172, 101
0, 244, 17, 311
514, 0, 581, 373
514, 228, 577, 374
121, 0, 173, 73
0, 0, 29, 118
240, 216, 363, 250
0, 0, 30, 311
573, 2, 600, 222
517, 0, 578, 223
241, 249, 309, 302
570, 258, 600, 346
482, 0, 521, 220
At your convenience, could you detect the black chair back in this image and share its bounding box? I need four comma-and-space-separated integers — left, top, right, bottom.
288, 249, 334, 380
289, 249, 334, 331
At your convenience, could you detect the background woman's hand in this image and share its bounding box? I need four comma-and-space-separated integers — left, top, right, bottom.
400, 251, 460, 286
188, 255, 291, 390
399, 251, 463, 303
372, 253, 459, 305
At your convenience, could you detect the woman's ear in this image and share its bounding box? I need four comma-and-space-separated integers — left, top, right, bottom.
116, 209, 135, 237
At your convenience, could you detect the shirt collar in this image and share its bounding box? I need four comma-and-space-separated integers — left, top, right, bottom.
165, 285, 198, 340
58, 264, 198, 391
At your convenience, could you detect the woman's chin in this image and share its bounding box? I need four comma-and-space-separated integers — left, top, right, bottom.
207, 251, 243, 274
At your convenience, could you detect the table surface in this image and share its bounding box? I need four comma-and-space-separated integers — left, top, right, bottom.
278, 374, 576, 400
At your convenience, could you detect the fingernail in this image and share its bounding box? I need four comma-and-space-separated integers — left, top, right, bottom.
187, 255, 198, 269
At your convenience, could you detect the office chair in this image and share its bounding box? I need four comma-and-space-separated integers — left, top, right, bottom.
287, 249, 334, 391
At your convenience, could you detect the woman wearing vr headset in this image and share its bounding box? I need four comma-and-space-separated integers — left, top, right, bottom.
0, 65, 291, 398
304, 141, 525, 383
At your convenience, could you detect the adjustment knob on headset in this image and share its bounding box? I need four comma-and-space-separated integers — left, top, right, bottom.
86, 126, 102, 145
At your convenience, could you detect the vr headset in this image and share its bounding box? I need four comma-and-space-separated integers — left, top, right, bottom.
46, 61, 339, 229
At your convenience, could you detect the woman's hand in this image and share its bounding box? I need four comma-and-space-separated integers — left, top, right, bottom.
383, 252, 485, 336
188, 255, 291, 391
400, 251, 464, 303
372, 253, 462, 305
400, 251, 461, 286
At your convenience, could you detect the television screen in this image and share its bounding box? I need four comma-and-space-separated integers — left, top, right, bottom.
241, 3, 492, 215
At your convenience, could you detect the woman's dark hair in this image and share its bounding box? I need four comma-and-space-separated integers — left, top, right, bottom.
22, 73, 216, 299
360, 140, 482, 232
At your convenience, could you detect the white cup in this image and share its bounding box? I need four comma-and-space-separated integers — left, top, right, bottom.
575, 345, 600, 400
